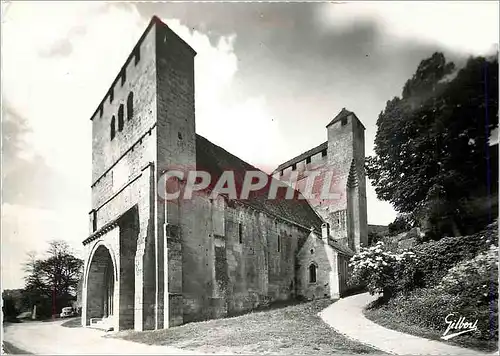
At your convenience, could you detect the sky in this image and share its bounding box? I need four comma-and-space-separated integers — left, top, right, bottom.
2, 1, 499, 290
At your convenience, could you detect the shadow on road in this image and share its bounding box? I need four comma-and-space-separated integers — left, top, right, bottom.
61, 317, 82, 328
3, 341, 32, 355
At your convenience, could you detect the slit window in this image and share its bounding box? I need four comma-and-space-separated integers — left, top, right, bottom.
238, 223, 243, 244
121, 70, 126, 86
306, 156, 311, 164
118, 104, 124, 131
277, 235, 281, 252
109, 88, 114, 103
309, 264, 317, 283
341, 117, 348, 126
135, 47, 141, 65
127, 92, 134, 120
91, 210, 97, 232
321, 149, 327, 157
291, 163, 297, 171
110, 116, 116, 140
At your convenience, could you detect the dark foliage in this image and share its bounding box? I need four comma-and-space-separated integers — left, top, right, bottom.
411, 220, 497, 287
367, 52, 499, 237
388, 215, 413, 236
2, 293, 20, 322
23, 240, 83, 318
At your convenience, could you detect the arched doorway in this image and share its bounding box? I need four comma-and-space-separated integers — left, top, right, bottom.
85, 245, 116, 328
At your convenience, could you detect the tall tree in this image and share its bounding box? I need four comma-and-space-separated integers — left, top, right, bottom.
367, 52, 499, 238
23, 240, 83, 317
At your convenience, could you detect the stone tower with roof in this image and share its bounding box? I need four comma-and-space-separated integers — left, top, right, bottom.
274, 108, 368, 252
326, 109, 368, 252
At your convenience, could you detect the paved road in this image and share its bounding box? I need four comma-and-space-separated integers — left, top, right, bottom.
3, 318, 203, 355
319, 292, 493, 356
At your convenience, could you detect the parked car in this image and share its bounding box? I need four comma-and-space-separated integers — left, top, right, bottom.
60, 307, 75, 318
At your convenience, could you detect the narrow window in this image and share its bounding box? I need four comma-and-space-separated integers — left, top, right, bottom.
110, 116, 116, 140
341, 117, 348, 126
121, 70, 126, 86
134, 47, 141, 65
291, 163, 297, 171
321, 149, 327, 157
99, 105, 103, 118
91, 210, 97, 232
127, 92, 134, 120
306, 156, 311, 164
277, 235, 281, 252
118, 104, 124, 131
238, 223, 243, 244
109, 87, 114, 103
280, 170, 284, 176
309, 264, 317, 283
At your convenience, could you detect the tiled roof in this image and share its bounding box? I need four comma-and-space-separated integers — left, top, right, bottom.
326, 108, 366, 130
274, 141, 328, 173
196, 135, 323, 231
328, 238, 355, 256
326, 108, 354, 127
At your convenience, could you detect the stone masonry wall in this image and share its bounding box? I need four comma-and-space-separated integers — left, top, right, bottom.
87, 21, 160, 332
178, 193, 308, 323
155, 22, 197, 329
296, 234, 336, 300
90, 23, 157, 192
327, 115, 368, 250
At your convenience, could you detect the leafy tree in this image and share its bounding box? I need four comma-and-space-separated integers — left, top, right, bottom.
367, 52, 499, 238
23, 241, 83, 318
388, 215, 412, 236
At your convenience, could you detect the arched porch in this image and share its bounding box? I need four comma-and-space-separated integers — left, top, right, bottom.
84, 244, 118, 331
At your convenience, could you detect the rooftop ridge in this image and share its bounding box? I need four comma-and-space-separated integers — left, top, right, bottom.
326, 108, 366, 130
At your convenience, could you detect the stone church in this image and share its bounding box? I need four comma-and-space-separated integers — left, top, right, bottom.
81, 16, 368, 332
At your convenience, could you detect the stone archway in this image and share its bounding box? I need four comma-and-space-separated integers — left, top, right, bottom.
85, 244, 117, 329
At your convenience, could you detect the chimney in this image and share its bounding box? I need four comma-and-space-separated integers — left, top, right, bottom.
321, 223, 330, 242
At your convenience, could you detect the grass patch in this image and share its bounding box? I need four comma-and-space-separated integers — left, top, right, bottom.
364, 298, 498, 353
61, 317, 82, 328
112, 299, 381, 354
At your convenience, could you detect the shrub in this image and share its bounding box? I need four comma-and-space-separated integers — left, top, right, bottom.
369, 245, 499, 347
393, 251, 423, 295
349, 242, 420, 299
437, 245, 499, 341
411, 222, 496, 287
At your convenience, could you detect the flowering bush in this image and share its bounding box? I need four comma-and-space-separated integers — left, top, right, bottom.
437, 245, 499, 341
349, 241, 419, 299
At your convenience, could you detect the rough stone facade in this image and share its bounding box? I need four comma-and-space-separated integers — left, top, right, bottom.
81, 16, 368, 332
275, 108, 368, 252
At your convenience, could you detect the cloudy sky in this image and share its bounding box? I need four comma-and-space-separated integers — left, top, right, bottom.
2, 1, 498, 289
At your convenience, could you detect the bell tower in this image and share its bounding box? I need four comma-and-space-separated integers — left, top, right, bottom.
325, 108, 368, 252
